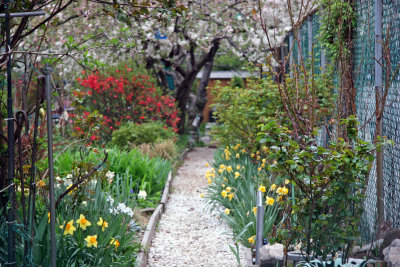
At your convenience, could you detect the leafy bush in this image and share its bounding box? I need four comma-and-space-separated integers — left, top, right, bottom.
111, 122, 176, 148
72, 67, 180, 142
205, 145, 284, 247
211, 76, 283, 152
211, 68, 335, 152
256, 118, 391, 260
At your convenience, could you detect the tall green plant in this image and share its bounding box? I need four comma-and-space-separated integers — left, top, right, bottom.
205, 147, 283, 247
257, 118, 391, 261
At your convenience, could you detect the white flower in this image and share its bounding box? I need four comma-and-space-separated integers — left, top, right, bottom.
82, 201, 87, 206
66, 174, 72, 179
106, 171, 115, 180
106, 195, 115, 205
138, 190, 147, 200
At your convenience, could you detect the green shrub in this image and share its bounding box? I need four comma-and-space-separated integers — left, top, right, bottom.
111, 122, 176, 148
211, 76, 283, 152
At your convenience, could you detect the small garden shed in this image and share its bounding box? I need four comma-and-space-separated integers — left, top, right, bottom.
196, 70, 253, 122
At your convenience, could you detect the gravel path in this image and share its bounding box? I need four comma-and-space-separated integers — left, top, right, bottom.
148, 147, 245, 267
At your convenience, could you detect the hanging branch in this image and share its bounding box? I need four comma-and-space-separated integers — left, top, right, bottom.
55, 151, 108, 209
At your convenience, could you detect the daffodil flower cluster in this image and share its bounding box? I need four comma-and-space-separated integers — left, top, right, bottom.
57, 214, 122, 250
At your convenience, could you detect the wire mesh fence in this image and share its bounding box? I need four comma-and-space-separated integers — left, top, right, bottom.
279, 0, 400, 244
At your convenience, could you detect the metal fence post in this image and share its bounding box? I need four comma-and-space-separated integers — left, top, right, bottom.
375, 0, 384, 232
289, 31, 294, 78
43, 65, 57, 267
308, 15, 313, 61
255, 191, 264, 265
5, 1, 16, 265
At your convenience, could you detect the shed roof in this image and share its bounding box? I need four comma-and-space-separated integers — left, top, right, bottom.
196, 70, 254, 79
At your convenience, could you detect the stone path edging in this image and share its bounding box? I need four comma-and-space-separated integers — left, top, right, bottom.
136, 148, 190, 267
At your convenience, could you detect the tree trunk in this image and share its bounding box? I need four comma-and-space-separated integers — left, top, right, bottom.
175, 39, 220, 134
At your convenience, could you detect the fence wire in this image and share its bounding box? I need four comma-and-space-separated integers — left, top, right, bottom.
280, 0, 400, 244
382, 0, 400, 235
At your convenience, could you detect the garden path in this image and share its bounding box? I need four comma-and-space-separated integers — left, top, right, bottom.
148, 147, 245, 266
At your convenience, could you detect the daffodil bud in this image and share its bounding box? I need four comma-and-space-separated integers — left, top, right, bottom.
39, 108, 45, 119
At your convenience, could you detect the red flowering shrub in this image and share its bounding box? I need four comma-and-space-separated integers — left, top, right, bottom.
73, 68, 180, 142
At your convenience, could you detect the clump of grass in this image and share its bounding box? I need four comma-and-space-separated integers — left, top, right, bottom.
136, 139, 177, 160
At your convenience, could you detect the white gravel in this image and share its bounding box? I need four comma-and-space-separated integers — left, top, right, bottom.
148, 147, 246, 267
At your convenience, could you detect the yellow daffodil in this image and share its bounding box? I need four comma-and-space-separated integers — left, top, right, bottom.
97, 217, 108, 232
76, 214, 91, 230
207, 178, 212, 184
236, 153, 240, 158
110, 237, 120, 250
225, 155, 230, 160
262, 158, 266, 164
276, 187, 289, 195
256, 150, 260, 155
224, 208, 230, 215
258, 185, 266, 193
258, 167, 262, 172
66, 184, 77, 195
218, 169, 223, 174
270, 184, 277, 191
236, 144, 241, 148
210, 168, 215, 173
261, 163, 265, 168
248, 235, 255, 244
282, 187, 289, 195
200, 193, 204, 198
85, 235, 98, 248
236, 165, 241, 170
265, 197, 274, 206
60, 220, 76, 236
226, 187, 232, 192
38, 180, 45, 187
221, 190, 228, 198
273, 160, 277, 164
252, 207, 257, 215
228, 193, 234, 201
234, 172, 240, 178
242, 149, 246, 153
205, 163, 209, 167
285, 179, 290, 185
256, 156, 260, 161
222, 183, 225, 188
226, 166, 233, 172
251, 153, 255, 158
223, 177, 227, 181
233, 146, 238, 151
113, 239, 120, 250
220, 164, 226, 170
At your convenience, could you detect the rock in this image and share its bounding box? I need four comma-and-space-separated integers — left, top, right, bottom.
351, 246, 361, 255
199, 135, 211, 145
383, 239, 400, 267
260, 243, 284, 261
359, 239, 383, 253
380, 229, 400, 257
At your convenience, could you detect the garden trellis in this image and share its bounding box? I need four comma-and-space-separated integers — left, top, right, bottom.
278, 0, 400, 243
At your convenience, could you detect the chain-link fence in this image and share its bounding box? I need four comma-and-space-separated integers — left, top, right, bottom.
279, 0, 400, 244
